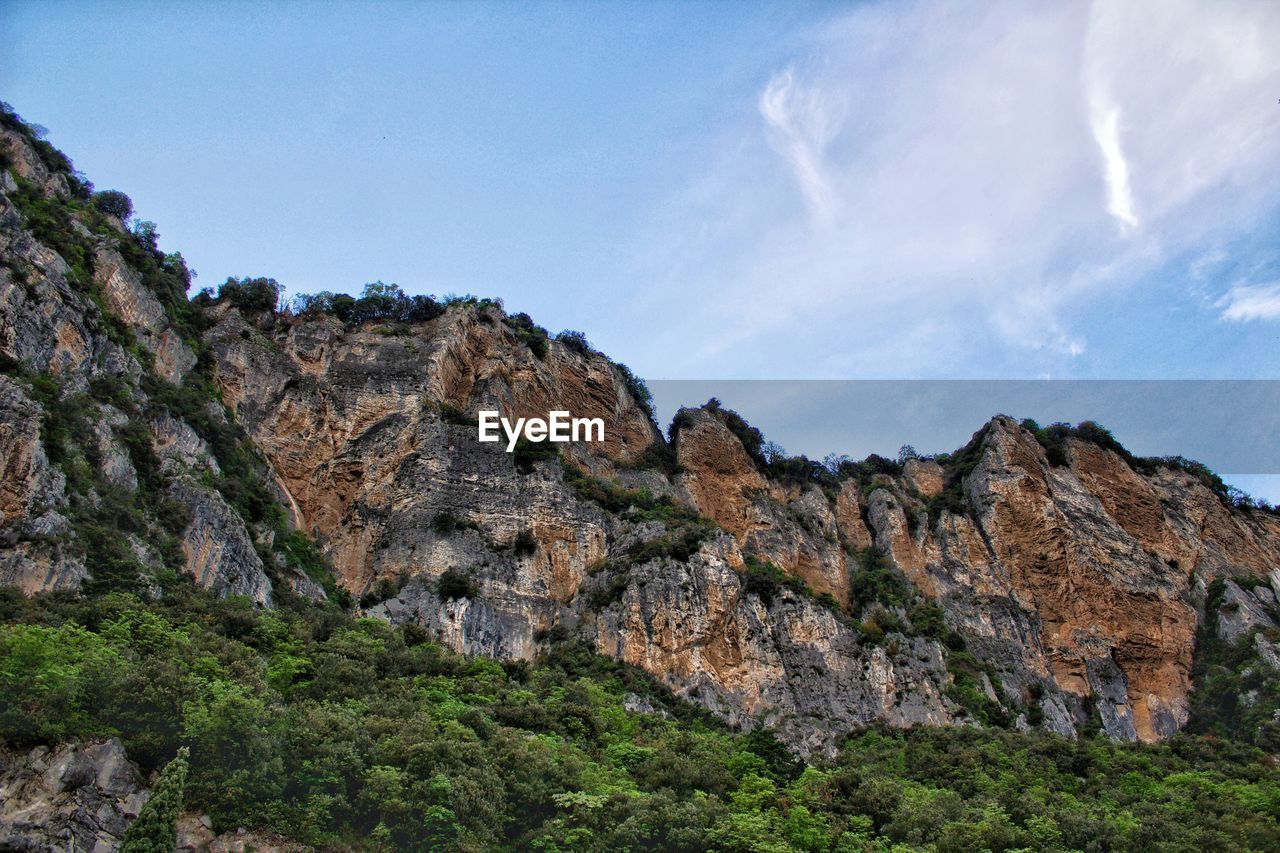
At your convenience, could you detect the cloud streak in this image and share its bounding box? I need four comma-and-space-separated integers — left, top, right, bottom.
758, 68, 844, 225
1219, 282, 1280, 322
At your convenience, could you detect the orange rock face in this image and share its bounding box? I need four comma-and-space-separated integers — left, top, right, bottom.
206, 304, 658, 593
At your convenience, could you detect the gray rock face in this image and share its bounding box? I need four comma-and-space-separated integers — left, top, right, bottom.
0, 738, 305, 853
0, 376, 85, 594
198, 302, 1280, 751
5, 122, 1280, 755
592, 539, 955, 755
152, 414, 220, 477
93, 248, 196, 385
0, 376, 65, 525
1217, 579, 1278, 644
169, 478, 275, 607
0, 738, 146, 853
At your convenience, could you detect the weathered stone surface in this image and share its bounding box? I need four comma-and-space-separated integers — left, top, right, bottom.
674, 409, 852, 602
0, 376, 62, 523
94, 248, 195, 384
0, 736, 308, 853
0, 199, 99, 382
0, 376, 85, 594
592, 536, 956, 755
152, 414, 220, 477
199, 305, 1280, 750
904, 458, 944, 497
203, 305, 648, 593
1217, 579, 1277, 644
0, 738, 146, 853
0, 129, 326, 603
169, 478, 275, 606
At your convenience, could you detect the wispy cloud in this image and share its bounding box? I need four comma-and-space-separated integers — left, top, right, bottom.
1219, 282, 1280, 322
631, 0, 1280, 378
758, 68, 844, 225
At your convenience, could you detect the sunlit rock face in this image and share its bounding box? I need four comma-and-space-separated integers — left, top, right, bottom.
204, 295, 1280, 751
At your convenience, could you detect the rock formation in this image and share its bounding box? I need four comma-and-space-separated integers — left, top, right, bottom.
3, 113, 1280, 762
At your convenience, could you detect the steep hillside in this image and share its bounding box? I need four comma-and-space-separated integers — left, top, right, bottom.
0, 110, 335, 611
3, 105, 1280, 850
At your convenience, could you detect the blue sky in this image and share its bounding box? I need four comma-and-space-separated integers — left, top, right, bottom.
4, 1, 1279, 493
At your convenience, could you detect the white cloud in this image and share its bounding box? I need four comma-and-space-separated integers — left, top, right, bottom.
631, 0, 1280, 378
1219, 282, 1280, 322
1088, 102, 1138, 232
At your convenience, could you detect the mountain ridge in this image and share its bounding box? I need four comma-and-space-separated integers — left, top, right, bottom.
3, 102, 1280, 850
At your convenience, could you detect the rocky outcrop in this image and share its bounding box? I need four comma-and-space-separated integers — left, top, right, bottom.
94, 248, 195, 385
0, 196, 99, 382
674, 409, 859, 603
175, 817, 312, 853
0, 375, 84, 594
0, 737, 308, 853
0, 376, 62, 524
203, 304, 654, 592
0, 127, 325, 606
169, 479, 274, 607
593, 535, 954, 755
0, 738, 146, 852
862, 417, 1280, 742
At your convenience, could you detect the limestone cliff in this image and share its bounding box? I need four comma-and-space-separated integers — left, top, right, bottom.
3, 112, 1280, 756
200, 298, 1280, 750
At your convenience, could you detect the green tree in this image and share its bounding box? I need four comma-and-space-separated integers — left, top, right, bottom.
92, 189, 133, 220
120, 746, 190, 853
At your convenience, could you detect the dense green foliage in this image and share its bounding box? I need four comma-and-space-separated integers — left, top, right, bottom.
505, 312, 551, 359
740, 557, 817, 609
216, 276, 283, 312
92, 189, 134, 221
555, 329, 593, 356
2, 587, 1278, 851
512, 435, 562, 474
120, 746, 189, 853
437, 568, 479, 602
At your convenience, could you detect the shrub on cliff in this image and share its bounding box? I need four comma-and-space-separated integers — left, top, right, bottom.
92, 189, 133, 221
555, 329, 592, 356
218, 276, 282, 312
504, 312, 550, 359
437, 568, 477, 601
290, 281, 444, 326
